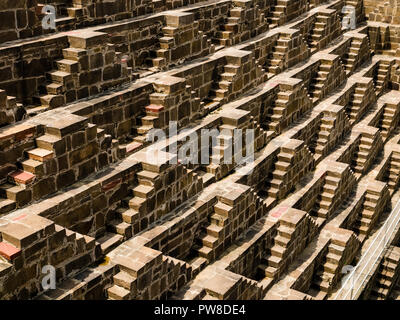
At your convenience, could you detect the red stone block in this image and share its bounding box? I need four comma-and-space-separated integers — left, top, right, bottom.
9, 170, 35, 185
145, 104, 164, 113
0, 242, 21, 261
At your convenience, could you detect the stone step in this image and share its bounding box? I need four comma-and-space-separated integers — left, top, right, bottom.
27, 148, 54, 162
224, 64, 240, 73
271, 245, 285, 258
97, 232, 123, 254
267, 254, 282, 268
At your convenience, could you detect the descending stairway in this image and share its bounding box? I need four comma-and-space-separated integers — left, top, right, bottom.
206, 126, 235, 180
265, 34, 289, 76
107, 179, 156, 239
265, 90, 291, 133
215, 6, 244, 46
134, 92, 169, 145
27, 40, 128, 116
151, 23, 181, 69
108, 163, 201, 239
310, 242, 344, 297
370, 246, 400, 300
107, 255, 192, 300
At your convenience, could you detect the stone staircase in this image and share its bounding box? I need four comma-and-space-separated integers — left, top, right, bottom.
387, 152, 400, 192
0, 133, 59, 214
265, 90, 290, 133
206, 113, 267, 180
379, 102, 399, 140
314, 167, 356, 219
215, 6, 244, 46
352, 186, 389, 237
108, 158, 202, 239
309, 61, 331, 103
266, 0, 287, 28
215, 1, 266, 47
206, 126, 235, 180
351, 131, 380, 174
374, 61, 391, 95
346, 81, 375, 123
308, 13, 329, 53
0, 215, 100, 299
107, 252, 192, 300
309, 233, 359, 296
208, 62, 241, 105
151, 12, 209, 69
27, 31, 130, 116
370, 246, 400, 300
263, 149, 294, 199
134, 99, 165, 145
194, 186, 264, 263
258, 209, 317, 282
195, 200, 234, 262
314, 114, 336, 155
265, 33, 289, 76
263, 140, 314, 201
0, 118, 117, 214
